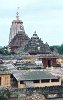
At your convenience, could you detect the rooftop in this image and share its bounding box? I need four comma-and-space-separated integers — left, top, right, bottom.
12, 70, 58, 81
0, 71, 10, 75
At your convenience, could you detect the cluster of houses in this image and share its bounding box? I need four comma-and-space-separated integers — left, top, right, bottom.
0, 12, 63, 91
0, 53, 62, 89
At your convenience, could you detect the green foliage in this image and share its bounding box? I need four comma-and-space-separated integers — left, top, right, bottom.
0, 88, 11, 99
0, 47, 15, 55
50, 44, 63, 54
1, 44, 63, 55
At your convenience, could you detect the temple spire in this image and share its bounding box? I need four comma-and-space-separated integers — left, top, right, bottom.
16, 7, 20, 20
34, 30, 36, 34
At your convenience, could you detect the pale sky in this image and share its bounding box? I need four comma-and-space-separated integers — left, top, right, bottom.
0, 0, 63, 46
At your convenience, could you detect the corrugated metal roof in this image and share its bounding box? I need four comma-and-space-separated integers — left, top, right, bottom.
13, 70, 58, 81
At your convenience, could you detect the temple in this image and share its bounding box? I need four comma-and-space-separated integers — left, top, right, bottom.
24, 31, 51, 55
9, 10, 29, 51
8, 11, 51, 55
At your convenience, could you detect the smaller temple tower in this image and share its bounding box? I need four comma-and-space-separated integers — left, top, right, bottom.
24, 31, 51, 55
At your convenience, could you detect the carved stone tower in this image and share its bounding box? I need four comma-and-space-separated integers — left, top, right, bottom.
24, 31, 51, 54
9, 10, 29, 51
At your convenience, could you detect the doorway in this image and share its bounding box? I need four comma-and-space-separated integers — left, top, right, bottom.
48, 59, 51, 67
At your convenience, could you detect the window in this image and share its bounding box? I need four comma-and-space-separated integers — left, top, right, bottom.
51, 79, 59, 82
33, 80, 40, 83
20, 81, 24, 84
41, 79, 50, 83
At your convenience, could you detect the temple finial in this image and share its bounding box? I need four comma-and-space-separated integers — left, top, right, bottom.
34, 30, 36, 34
16, 7, 20, 20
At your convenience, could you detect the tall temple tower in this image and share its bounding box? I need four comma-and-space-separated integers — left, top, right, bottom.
9, 10, 29, 51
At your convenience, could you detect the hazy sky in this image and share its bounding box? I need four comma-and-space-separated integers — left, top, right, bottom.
0, 0, 63, 46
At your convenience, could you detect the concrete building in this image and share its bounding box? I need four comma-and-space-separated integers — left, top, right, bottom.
14, 53, 60, 68
0, 64, 10, 88
0, 61, 61, 89
11, 70, 61, 88
38, 54, 60, 68
0, 71, 10, 88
